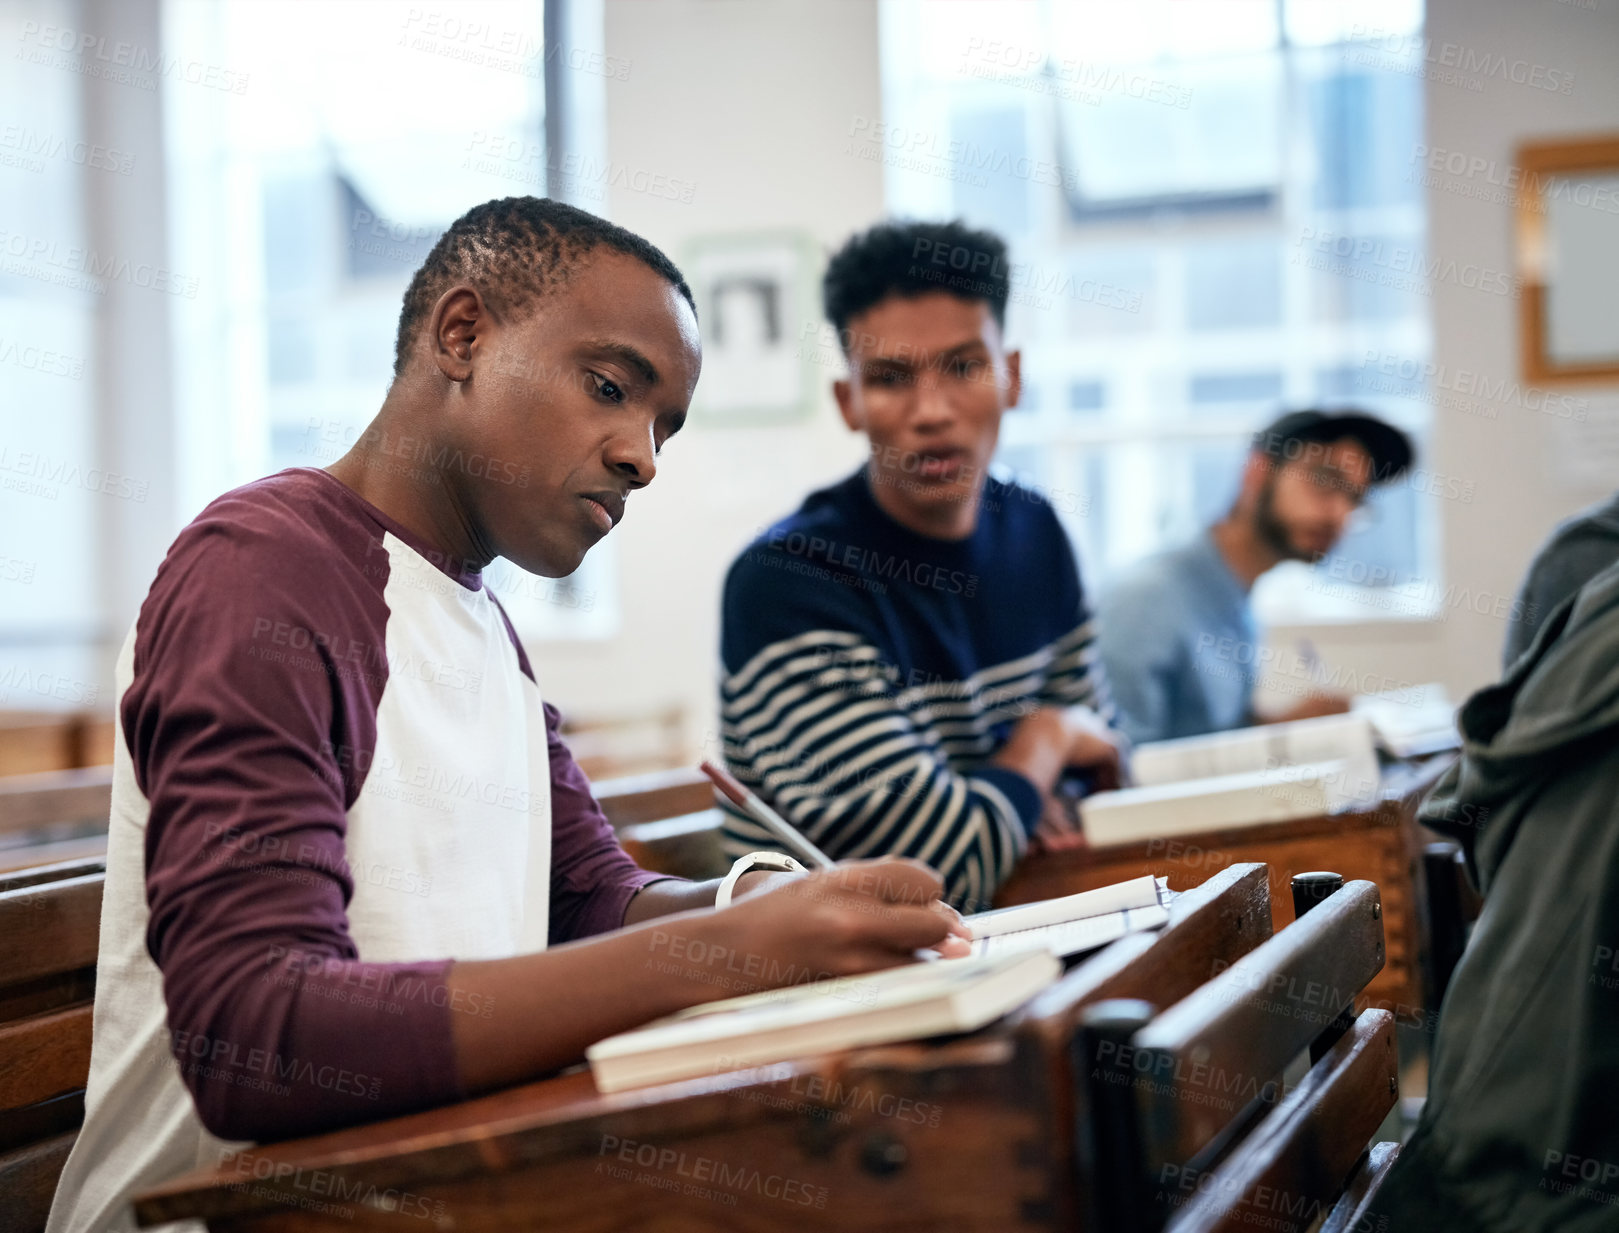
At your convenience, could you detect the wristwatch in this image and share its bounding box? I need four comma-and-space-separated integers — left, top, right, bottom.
715, 851, 806, 908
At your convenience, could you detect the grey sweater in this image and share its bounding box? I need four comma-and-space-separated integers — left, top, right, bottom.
1371, 558, 1619, 1232
1502, 490, 1619, 668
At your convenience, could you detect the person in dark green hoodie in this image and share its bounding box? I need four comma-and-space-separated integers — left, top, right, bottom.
1368, 558, 1619, 1232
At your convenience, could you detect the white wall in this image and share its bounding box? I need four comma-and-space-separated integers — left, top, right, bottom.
531, 0, 883, 755
540, 0, 1619, 738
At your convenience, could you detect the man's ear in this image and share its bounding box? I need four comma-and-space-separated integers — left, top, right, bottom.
1236, 451, 1274, 510
833, 376, 861, 433
1004, 348, 1022, 409
430, 286, 484, 383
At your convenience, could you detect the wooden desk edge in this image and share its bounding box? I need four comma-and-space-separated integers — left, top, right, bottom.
133, 1035, 1029, 1224
135, 870, 1277, 1225
1010, 862, 1271, 1036
1000, 758, 1453, 884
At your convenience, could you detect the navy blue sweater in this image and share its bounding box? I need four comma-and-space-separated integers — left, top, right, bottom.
718, 467, 1112, 910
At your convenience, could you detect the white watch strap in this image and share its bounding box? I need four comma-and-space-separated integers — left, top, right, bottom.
715, 851, 806, 908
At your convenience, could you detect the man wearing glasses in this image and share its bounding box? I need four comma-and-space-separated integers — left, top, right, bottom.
1097, 410, 1414, 745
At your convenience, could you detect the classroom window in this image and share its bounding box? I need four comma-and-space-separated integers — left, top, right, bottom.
879, 0, 1435, 623
0, 0, 101, 680
1068, 380, 1106, 413
1190, 372, 1287, 407
161, 0, 618, 640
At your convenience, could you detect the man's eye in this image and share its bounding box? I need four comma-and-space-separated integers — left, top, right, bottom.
948, 358, 982, 377
589, 372, 625, 403
869, 370, 908, 387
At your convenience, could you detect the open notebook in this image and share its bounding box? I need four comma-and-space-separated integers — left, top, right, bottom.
965, 873, 1170, 957
1352, 684, 1460, 758
587, 875, 1173, 1093
587, 949, 1060, 1093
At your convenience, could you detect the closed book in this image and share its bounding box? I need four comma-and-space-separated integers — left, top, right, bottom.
1081, 758, 1368, 847
1131, 712, 1379, 787
587, 949, 1060, 1093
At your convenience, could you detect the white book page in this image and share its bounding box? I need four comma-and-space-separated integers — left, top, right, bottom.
965, 873, 1163, 939
972, 902, 1171, 959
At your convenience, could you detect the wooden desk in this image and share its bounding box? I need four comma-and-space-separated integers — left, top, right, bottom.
135, 865, 1273, 1231
995, 757, 1454, 1025
0, 709, 116, 777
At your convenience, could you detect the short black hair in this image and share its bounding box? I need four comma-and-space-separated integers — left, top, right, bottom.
822, 219, 1010, 343
1252, 408, 1414, 484
393, 196, 695, 378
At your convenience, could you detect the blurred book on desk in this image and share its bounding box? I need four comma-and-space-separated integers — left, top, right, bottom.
1352, 684, 1462, 758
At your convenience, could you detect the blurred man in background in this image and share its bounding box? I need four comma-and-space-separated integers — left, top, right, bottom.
1098, 410, 1412, 745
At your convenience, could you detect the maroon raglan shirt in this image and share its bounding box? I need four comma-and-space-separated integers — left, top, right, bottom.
48, 468, 670, 1233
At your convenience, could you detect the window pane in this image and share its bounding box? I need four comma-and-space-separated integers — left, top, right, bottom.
1069, 380, 1106, 413
1310, 71, 1422, 210
882, 0, 1433, 621
1190, 440, 1247, 527
951, 106, 1029, 234
164, 0, 620, 640
1189, 371, 1285, 404
1186, 237, 1282, 330
0, 0, 99, 666
1305, 232, 1427, 322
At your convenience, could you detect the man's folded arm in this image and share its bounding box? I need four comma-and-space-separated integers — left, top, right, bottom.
1035, 611, 1119, 724
721, 630, 1040, 912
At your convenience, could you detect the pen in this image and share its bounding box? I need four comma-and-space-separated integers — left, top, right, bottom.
699, 760, 835, 869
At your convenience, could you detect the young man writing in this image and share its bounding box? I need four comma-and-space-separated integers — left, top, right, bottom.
717, 220, 1124, 913
49, 198, 966, 1233
1097, 410, 1413, 745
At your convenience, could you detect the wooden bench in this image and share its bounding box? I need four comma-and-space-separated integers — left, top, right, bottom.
0, 711, 81, 778
593, 767, 728, 881
1078, 873, 1399, 1232
0, 710, 116, 777
560, 704, 687, 781
132, 867, 1276, 1228
0, 860, 106, 1231
0, 766, 114, 874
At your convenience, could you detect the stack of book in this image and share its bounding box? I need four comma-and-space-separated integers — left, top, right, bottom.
1081, 688, 1459, 846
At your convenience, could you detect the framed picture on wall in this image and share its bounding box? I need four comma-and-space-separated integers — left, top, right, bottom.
683, 231, 819, 425
1517, 134, 1619, 384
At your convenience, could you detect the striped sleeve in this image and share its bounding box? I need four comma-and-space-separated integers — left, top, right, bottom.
1036, 614, 1117, 723
719, 627, 1039, 913
1031, 528, 1117, 724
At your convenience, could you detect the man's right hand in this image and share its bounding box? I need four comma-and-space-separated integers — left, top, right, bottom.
448, 857, 969, 1097
690, 857, 972, 995
991, 704, 1131, 800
